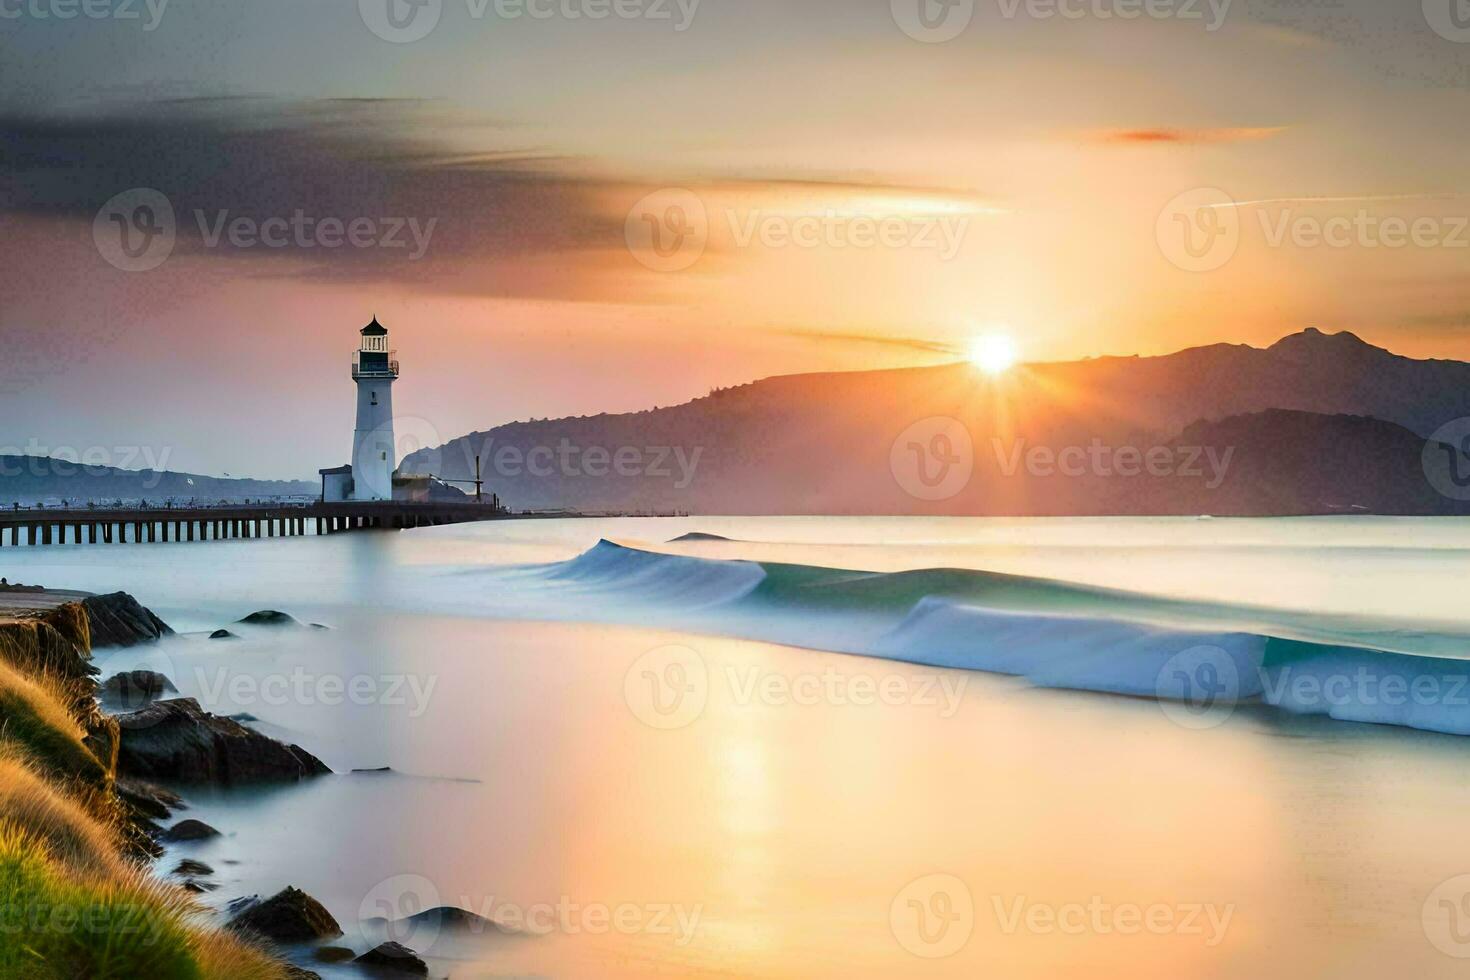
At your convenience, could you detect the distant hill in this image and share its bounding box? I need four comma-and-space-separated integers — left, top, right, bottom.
405, 329, 1470, 516
1093, 410, 1470, 516
0, 458, 315, 506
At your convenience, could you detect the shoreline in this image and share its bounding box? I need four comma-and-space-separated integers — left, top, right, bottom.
0, 588, 371, 979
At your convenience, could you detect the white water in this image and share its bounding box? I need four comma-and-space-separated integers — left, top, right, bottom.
4, 516, 1470, 977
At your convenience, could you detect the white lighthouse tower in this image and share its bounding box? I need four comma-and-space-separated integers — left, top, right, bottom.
348, 316, 399, 501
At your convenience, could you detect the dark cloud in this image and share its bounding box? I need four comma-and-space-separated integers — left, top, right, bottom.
0, 97, 991, 303
0, 97, 629, 296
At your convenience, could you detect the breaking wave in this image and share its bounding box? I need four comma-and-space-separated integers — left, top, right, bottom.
503, 540, 1470, 737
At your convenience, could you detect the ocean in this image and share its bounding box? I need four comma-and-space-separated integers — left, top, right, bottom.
5, 516, 1470, 977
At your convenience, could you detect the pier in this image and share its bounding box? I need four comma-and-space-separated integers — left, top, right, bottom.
0, 501, 505, 548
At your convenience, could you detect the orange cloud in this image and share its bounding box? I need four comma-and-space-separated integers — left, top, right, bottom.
1096, 127, 1288, 145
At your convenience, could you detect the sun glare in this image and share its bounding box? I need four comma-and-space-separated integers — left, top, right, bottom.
969, 334, 1018, 375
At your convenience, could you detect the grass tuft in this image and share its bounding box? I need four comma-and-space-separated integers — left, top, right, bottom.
0, 660, 106, 788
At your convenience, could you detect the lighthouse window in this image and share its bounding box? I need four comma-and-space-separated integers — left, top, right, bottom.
371, 392, 378, 405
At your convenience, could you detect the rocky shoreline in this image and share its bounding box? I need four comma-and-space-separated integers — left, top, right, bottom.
0, 590, 437, 979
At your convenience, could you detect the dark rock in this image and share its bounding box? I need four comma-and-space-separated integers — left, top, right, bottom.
283, 968, 322, 980
236, 610, 300, 627
159, 818, 219, 842
182, 879, 218, 893
101, 670, 177, 709
309, 623, 330, 630
227, 887, 343, 943
354, 942, 428, 975
116, 698, 331, 784
82, 593, 173, 648
312, 946, 357, 963
352, 767, 393, 774
115, 777, 184, 820
209, 629, 238, 640
402, 906, 499, 934
227, 713, 259, 723
172, 858, 213, 876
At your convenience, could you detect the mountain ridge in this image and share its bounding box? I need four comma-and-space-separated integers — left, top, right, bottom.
404, 328, 1470, 517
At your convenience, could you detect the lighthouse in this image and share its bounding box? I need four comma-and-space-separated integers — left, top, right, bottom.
348, 316, 399, 501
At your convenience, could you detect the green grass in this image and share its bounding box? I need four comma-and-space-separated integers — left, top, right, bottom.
0, 822, 201, 979
0, 661, 106, 787
0, 612, 295, 980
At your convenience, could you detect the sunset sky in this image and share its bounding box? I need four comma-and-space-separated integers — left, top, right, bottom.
4, 0, 1470, 478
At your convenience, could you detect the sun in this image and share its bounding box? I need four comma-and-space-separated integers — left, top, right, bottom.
969, 334, 1019, 375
